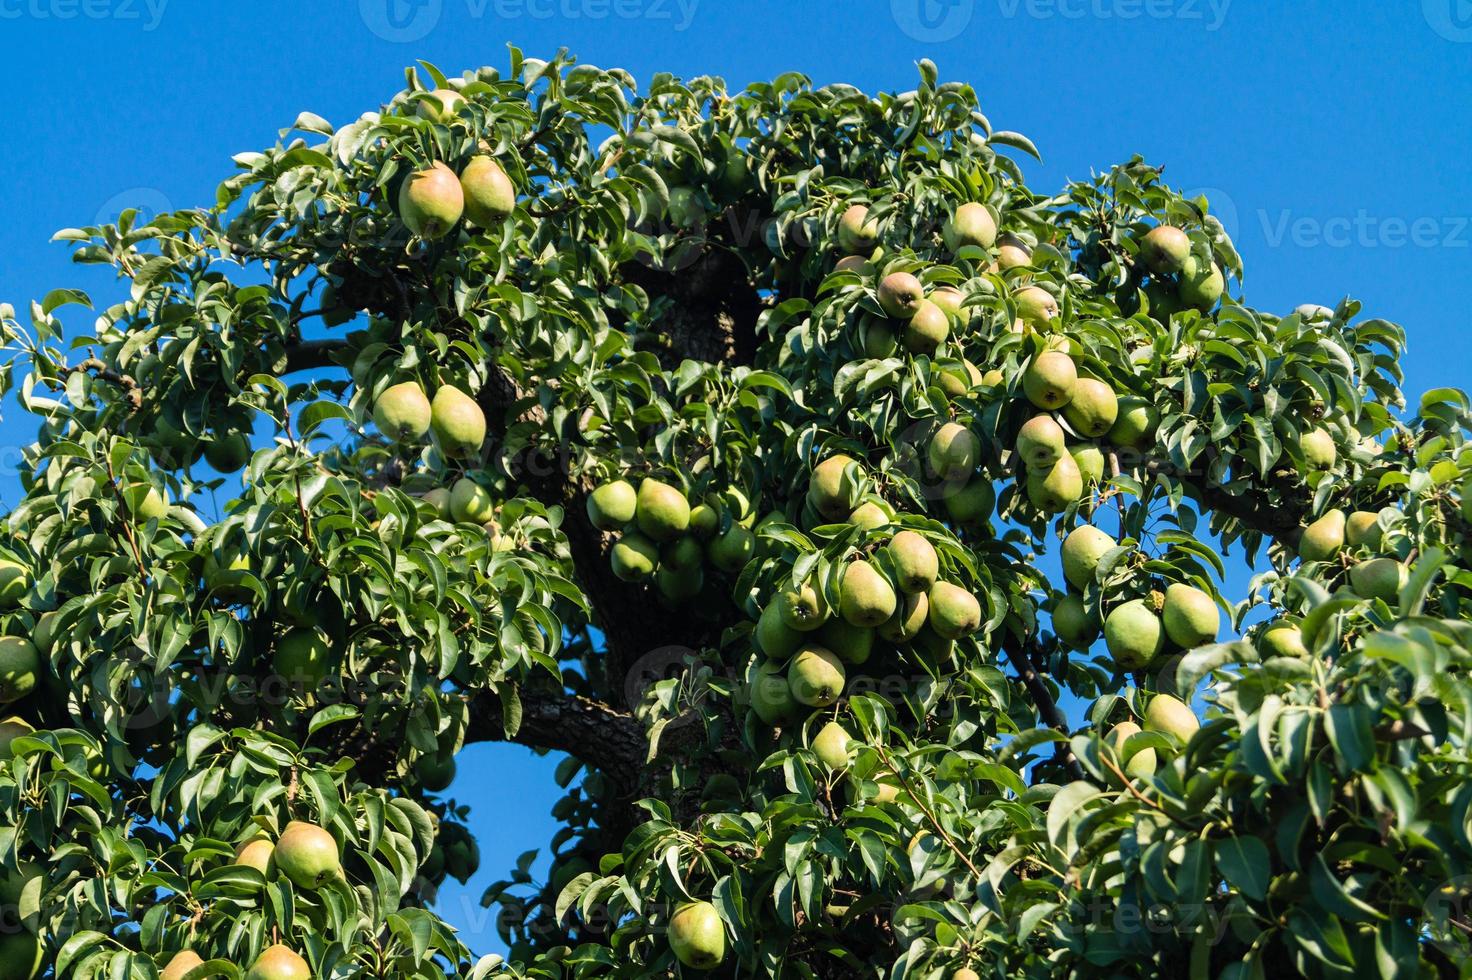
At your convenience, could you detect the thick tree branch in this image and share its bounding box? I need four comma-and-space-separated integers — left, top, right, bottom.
999, 630, 1085, 782
1142, 456, 1310, 539
283, 337, 350, 375
466, 687, 648, 788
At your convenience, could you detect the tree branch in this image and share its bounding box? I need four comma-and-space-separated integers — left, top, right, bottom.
1142, 456, 1310, 539
283, 337, 350, 375
999, 630, 1085, 782
465, 687, 648, 789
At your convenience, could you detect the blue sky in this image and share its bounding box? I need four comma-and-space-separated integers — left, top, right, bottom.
3, 0, 1470, 957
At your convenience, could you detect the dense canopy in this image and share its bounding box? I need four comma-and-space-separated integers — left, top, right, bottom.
1, 49, 1469, 979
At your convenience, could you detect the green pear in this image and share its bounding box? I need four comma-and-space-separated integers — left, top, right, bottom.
450, 477, 495, 524
161, 950, 206, 980
430, 385, 486, 458
1142, 278, 1182, 320
952, 969, 982, 980
848, 500, 891, 529
610, 533, 658, 582
0, 932, 42, 980
944, 477, 994, 524
0, 637, 40, 704
415, 752, 456, 791
1107, 396, 1159, 449
204, 431, 252, 472
635, 479, 690, 541
838, 560, 897, 628
879, 590, 929, 642
1062, 379, 1119, 438
936, 359, 984, 398
0, 561, 28, 607
787, 644, 846, 707
1140, 225, 1191, 275
1026, 454, 1084, 513
1301, 428, 1337, 470
1104, 599, 1163, 669
687, 502, 718, 540
245, 944, 311, 980
661, 536, 704, 573
943, 202, 997, 251
1178, 254, 1224, 311
877, 272, 925, 319
1350, 557, 1406, 603
1052, 594, 1098, 649
808, 455, 863, 520
274, 820, 341, 890
838, 204, 878, 254
1071, 444, 1107, 486
707, 524, 755, 573
122, 481, 169, 520
234, 836, 275, 876
1017, 415, 1067, 469
1162, 583, 1219, 648
777, 581, 828, 632
996, 234, 1032, 269
586, 480, 637, 531
861, 318, 898, 358
1258, 621, 1310, 659
415, 88, 466, 122
749, 659, 797, 725
889, 531, 939, 594
811, 721, 852, 770
273, 628, 332, 687
927, 581, 982, 639
373, 381, 432, 443
656, 563, 704, 602
1108, 720, 1158, 778
1345, 511, 1383, 550
1013, 285, 1059, 329
1062, 525, 1116, 591
420, 488, 452, 519
0, 716, 34, 759
817, 618, 875, 665
929, 286, 966, 321
459, 155, 516, 226
1022, 351, 1077, 410
1298, 509, 1346, 562
668, 900, 726, 969
756, 602, 803, 659
927, 422, 979, 480
902, 299, 950, 354
398, 161, 464, 239
834, 254, 872, 274
1143, 694, 1200, 743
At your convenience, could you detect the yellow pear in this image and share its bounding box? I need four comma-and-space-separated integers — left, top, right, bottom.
838, 560, 897, 628
1298, 509, 1346, 563
429, 385, 486, 458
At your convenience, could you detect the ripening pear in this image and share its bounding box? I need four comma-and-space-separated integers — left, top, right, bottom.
430, 385, 486, 458
927, 422, 980, 480
707, 524, 755, 573
756, 602, 803, 660
161, 950, 206, 980
668, 900, 727, 969
1022, 351, 1077, 410
587, 480, 637, 531
1178, 254, 1224, 311
1107, 396, 1159, 449
0, 561, 28, 607
1104, 599, 1163, 670
777, 581, 828, 632
812, 721, 853, 770
273, 628, 332, 687
420, 487, 451, 519
952, 969, 982, 980
877, 272, 925, 319
879, 591, 929, 642
688, 501, 719, 540
1350, 557, 1406, 603
1052, 594, 1098, 649
1108, 721, 1158, 778
636, 479, 691, 541
0, 716, 34, 759
274, 820, 341, 890
1062, 525, 1116, 591
838, 204, 879, 254
1142, 279, 1182, 320
459, 155, 516, 226
944, 477, 994, 525
1017, 415, 1067, 469
205, 431, 252, 472
1026, 454, 1083, 513
234, 836, 276, 876
415, 753, 456, 792
398, 161, 464, 239
415, 88, 466, 122
661, 536, 703, 573
839, 560, 897, 628
903, 299, 950, 354
450, 477, 495, 524
848, 500, 891, 529
861, 318, 898, 358
122, 481, 169, 520
1345, 511, 1383, 550
1062, 379, 1119, 439
1301, 428, 1338, 471
0, 637, 40, 704
1143, 694, 1200, 743
995, 234, 1032, 269
1258, 621, 1310, 659
927, 581, 983, 639
1140, 225, 1191, 275
1161, 583, 1219, 648
749, 659, 797, 725
834, 254, 871, 275
943, 202, 997, 251
610, 533, 658, 582
809, 454, 863, 520
1298, 509, 1346, 563
929, 286, 966, 321
817, 617, 875, 665
1013, 285, 1059, 329
1071, 444, 1106, 487
787, 644, 846, 707
373, 381, 432, 443
244, 944, 311, 980
889, 530, 939, 594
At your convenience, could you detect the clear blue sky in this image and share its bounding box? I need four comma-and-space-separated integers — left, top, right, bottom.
3, 0, 1469, 956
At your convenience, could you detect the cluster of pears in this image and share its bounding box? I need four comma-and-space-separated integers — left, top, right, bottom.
373, 379, 487, 460
587, 477, 757, 602
397, 90, 516, 239
1137, 224, 1226, 316
1298, 507, 1406, 603
160, 944, 310, 980
1103, 692, 1202, 781
1052, 525, 1222, 671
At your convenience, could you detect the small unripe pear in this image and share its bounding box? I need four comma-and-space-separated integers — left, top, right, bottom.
809, 455, 863, 520
668, 900, 727, 969
273, 628, 332, 687
1026, 454, 1083, 513
0, 561, 29, 607
818, 617, 875, 665
995, 234, 1032, 269
837, 204, 878, 254
707, 524, 755, 573
1258, 621, 1310, 659
1350, 557, 1406, 603
811, 721, 852, 770
1071, 444, 1107, 486
1108, 720, 1158, 778
943, 478, 994, 524
1013, 285, 1059, 329
889, 530, 939, 594
848, 500, 891, 529
274, 820, 341, 890
373, 381, 432, 443
1143, 694, 1200, 743
610, 533, 658, 582
839, 560, 897, 628
587, 480, 637, 531
927, 422, 980, 480
234, 837, 275, 876
1052, 594, 1098, 649
1345, 511, 1383, 550
902, 299, 950, 354
1301, 428, 1338, 471
927, 581, 982, 639
0, 637, 40, 704
415, 88, 466, 122
749, 659, 796, 725
1178, 254, 1224, 311
1107, 395, 1159, 449
450, 477, 495, 524
879, 590, 929, 642
777, 581, 828, 632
